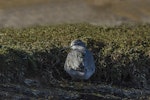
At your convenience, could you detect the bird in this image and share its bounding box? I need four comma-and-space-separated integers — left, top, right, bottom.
64, 39, 95, 80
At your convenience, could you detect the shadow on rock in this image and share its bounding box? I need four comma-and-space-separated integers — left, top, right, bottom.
0, 46, 70, 85
0, 42, 149, 89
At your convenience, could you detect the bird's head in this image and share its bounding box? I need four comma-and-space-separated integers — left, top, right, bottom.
70, 39, 86, 50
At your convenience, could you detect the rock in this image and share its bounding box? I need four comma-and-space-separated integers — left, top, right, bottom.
24, 79, 40, 87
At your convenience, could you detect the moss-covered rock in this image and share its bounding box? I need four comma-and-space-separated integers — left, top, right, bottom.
0, 23, 150, 88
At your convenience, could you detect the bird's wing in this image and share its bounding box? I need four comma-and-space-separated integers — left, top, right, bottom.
83, 50, 95, 72
64, 50, 84, 71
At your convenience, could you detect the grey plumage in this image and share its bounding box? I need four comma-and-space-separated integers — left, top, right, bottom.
64, 39, 95, 80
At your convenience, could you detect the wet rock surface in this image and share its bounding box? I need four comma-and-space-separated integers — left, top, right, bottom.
0, 79, 150, 100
